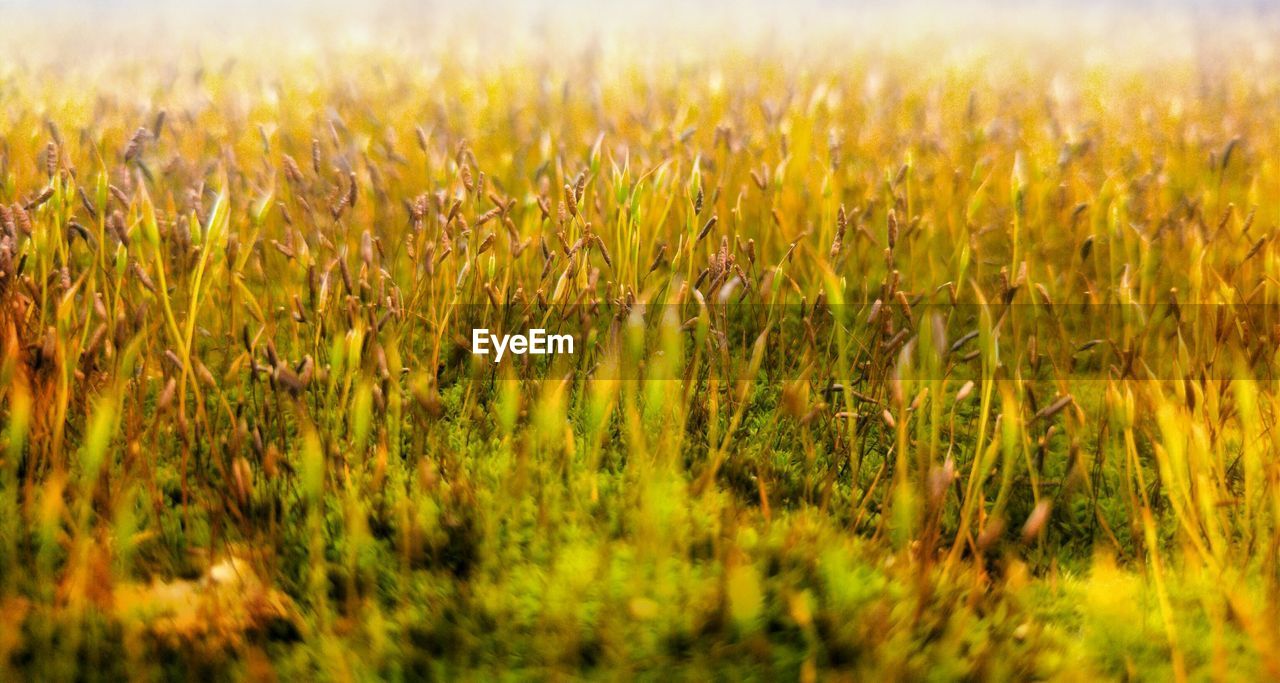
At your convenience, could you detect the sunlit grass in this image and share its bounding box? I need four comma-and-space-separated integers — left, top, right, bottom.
1, 3, 1280, 679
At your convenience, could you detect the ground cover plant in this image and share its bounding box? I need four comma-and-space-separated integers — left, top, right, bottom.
2, 1, 1280, 679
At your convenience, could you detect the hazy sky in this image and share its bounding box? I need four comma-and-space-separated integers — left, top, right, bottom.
0, 0, 1272, 63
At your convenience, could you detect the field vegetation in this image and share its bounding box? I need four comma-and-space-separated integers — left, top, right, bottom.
1, 3, 1279, 679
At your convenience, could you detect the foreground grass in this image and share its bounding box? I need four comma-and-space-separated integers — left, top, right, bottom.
2, 5, 1280, 680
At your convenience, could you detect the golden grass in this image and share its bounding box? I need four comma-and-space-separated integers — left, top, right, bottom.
1, 2, 1280, 679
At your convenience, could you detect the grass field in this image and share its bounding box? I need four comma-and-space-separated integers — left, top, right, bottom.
2, 2, 1280, 679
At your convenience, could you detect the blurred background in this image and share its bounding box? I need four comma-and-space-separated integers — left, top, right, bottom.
0, 0, 1275, 66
